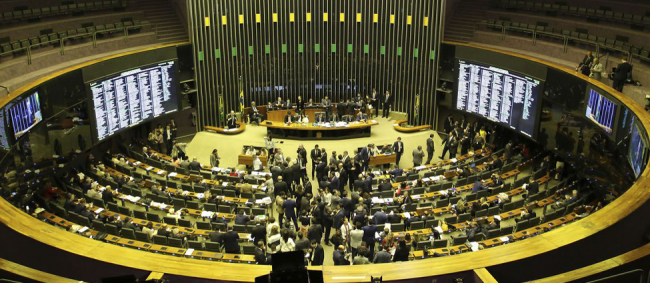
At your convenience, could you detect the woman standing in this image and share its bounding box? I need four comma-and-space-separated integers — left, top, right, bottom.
590, 58, 603, 80
210, 149, 220, 168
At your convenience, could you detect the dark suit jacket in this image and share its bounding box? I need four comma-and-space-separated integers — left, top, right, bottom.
360, 147, 370, 162
311, 244, 325, 266
282, 199, 298, 217
373, 211, 387, 224
374, 251, 392, 263
308, 224, 323, 242
222, 231, 240, 253
274, 181, 288, 196
254, 247, 267, 264
393, 141, 404, 154
284, 114, 294, 123
427, 138, 435, 153
209, 231, 222, 243
251, 225, 266, 244
383, 94, 393, 106
282, 167, 294, 185
333, 250, 350, 265
615, 62, 633, 80
311, 149, 322, 161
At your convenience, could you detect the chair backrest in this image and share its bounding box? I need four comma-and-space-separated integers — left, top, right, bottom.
135, 231, 150, 242
425, 219, 440, 228
105, 224, 119, 235
435, 199, 449, 208
196, 221, 212, 230
179, 219, 193, 228
243, 245, 256, 255
163, 216, 178, 225
487, 206, 500, 216
203, 203, 217, 212
188, 240, 204, 250
416, 240, 431, 251
457, 213, 471, 223
410, 221, 425, 230
133, 210, 147, 219
205, 241, 221, 252
444, 216, 458, 224
433, 239, 448, 248
152, 235, 167, 245
391, 223, 405, 232
218, 205, 233, 213
117, 206, 132, 216
516, 220, 529, 231
501, 226, 514, 235
233, 224, 246, 232
486, 228, 500, 239
120, 228, 136, 240
146, 212, 160, 222
168, 237, 183, 248
475, 209, 488, 218
172, 198, 186, 210
453, 235, 468, 245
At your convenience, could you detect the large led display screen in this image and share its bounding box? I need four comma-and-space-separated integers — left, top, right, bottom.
585, 88, 617, 135
9, 92, 42, 139
89, 61, 179, 141
629, 122, 647, 178
455, 59, 542, 138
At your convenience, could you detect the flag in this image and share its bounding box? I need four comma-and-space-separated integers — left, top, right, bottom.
219, 94, 225, 125
239, 76, 244, 112
414, 93, 420, 123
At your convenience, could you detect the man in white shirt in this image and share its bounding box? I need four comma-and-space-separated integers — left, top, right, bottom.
253, 152, 263, 171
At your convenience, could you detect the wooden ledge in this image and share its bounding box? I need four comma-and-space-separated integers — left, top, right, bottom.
393, 120, 432, 132
0, 258, 80, 283
204, 122, 246, 135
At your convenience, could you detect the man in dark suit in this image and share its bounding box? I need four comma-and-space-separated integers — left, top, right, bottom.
235, 210, 250, 225
393, 137, 404, 168
316, 159, 327, 182
291, 160, 302, 186
283, 196, 299, 230
472, 181, 488, 194
360, 145, 371, 172
274, 176, 288, 197
449, 136, 459, 159
373, 207, 388, 225
226, 111, 237, 129
311, 145, 322, 179
208, 230, 222, 243
282, 162, 294, 191
426, 134, 435, 164
333, 245, 350, 265
310, 240, 325, 266
337, 99, 347, 118
378, 179, 392, 192
284, 110, 294, 124
613, 58, 633, 92
527, 180, 540, 195
444, 115, 454, 134
382, 90, 393, 118
322, 95, 332, 120
346, 98, 355, 116
308, 217, 323, 243
371, 88, 380, 117
373, 245, 392, 263
254, 241, 267, 264
222, 226, 240, 253
189, 157, 201, 171
251, 221, 266, 244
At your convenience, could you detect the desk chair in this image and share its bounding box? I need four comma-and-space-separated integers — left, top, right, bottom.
203, 203, 217, 212
240, 191, 254, 199
433, 239, 448, 248
448, 196, 461, 205
475, 209, 488, 218
178, 219, 193, 228
205, 241, 221, 252
472, 233, 486, 241
487, 206, 500, 216
233, 224, 246, 232
435, 199, 449, 208
117, 206, 132, 217
196, 221, 212, 230
417, 240, 431, 251
92, 220, 105, 232
242, 245, 256, 255
194, 185, 207, 193
223, 189, 237, 197
172, 198, 186, 210
444, 216, 458, 224
457, 213, 471, 223
391, 223, 405, 232
486, 228, 500, 239
107, 202, 119, 213
120, 228, 136, 240
218, 205, 234, 213
528, 216, 541, 226
500, 226, 514, 235
186, 201, 201, 210
410, 221, 425, 230
213, 222, 227, 232
252, 208, 266, 217
452, 235, 468, 245
163, 216, 178, 225
465, 193, 477, 202
425, 219, 439, 228
105, 224, 119, 235
168, 237, 183, 248
135, 231, 150, 242
188, 240, 204, 250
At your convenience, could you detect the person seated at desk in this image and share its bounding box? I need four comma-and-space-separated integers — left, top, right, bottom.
249, 101, 262, 124
488, 173, 504, 188
275, 97, 284, 109
356, 111, 367, 122
315, 113, 327, 123
306, 98, 315, 108
266, 101, 274, 112
381, 144, 393, 154
472, 180, 488, 194
298, 113, 309, 123
284, 111, 295, 124
284, 99, 292, 110
227, 110, 237, 129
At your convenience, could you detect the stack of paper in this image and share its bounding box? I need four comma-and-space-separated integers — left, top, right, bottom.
184, 249, 195, 255
434, 226, 444, 233
146, 166, 153, 171
415, 166, 426, 170
500, 236, 510, 242
468, 242, 480, 252
157, 170, 166, 175
450, 158, 458, 163
168, 172, 178, 177
201, 211, 214, 218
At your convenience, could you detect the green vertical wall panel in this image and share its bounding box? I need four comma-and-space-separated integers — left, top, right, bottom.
331, 44, 336, 53
380, 46, 385, 55
364, 44, 369, 54
282, 44, 287, 53
298, 44, 303, 53
347, 44, 353, 53
215, 49, 220, 59
198, 51, 204, 61
315, 43, 320, 53
232, 47, 237, 57
265, 45, 270, 54
397, 46, 402, 56
248, 46, 253, 55
414, 48, 418, 58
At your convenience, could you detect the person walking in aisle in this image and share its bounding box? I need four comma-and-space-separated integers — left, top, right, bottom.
426, 134, 435, 164
393, 137, 404, 168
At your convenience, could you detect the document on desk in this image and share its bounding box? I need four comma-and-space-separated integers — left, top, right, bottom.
185, 249, 195, 256
500, 236, 510, 242
434, 226, 444, 233
157, 170, 166, 175
414, 166, 426, 170
146, 166, 153, 171
201, 211, 214, 218
196, 193, 205, 199
78, 226, 89, 233
422, 177, 431, 182
468, 242, 479, 252
450, 158, 458, 163
168, 172, 178, 178
412, 195, 421, 200
222, 182, 229, 186
494, 215, 502, 221
94, 208, 104, 214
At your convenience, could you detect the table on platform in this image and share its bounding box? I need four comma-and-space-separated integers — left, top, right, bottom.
260, 120, 379, 140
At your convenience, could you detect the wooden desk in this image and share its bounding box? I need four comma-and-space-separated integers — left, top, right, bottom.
149, 244, 187, 256
266, 107, 342, 122
370, 154, 397, 166
204, 122, 246, 135
117, 238, 152, 251
238, 154, 268, 166
186, 249, 223, 260
260, 120, 378, 140
221, 253, 255, 263
393, 119, 432, 133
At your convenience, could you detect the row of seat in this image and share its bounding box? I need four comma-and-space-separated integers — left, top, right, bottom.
482, 19, 650, 62
0, 1, 126, 24
0, 20, 150, 58
496, 0, 650, 27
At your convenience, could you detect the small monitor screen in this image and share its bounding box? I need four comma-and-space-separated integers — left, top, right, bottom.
89, 61, 179, 141
629, 122, 646, 178
9, 91, 42, 139
585, 88, 617, 134
455, 59, 542, 138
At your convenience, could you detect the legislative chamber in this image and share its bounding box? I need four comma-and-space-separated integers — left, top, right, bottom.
1, 0, 650, 283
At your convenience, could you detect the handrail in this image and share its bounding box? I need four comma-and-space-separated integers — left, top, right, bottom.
585, 269, 645, 283
475, 21, 632, 59
0, 41, 649, 282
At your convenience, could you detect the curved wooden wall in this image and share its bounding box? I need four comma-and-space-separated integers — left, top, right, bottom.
0, 41, 649, 282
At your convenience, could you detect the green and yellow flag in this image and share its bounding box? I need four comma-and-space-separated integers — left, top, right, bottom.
239, 76, 244, 112
219, 94, 225, 125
